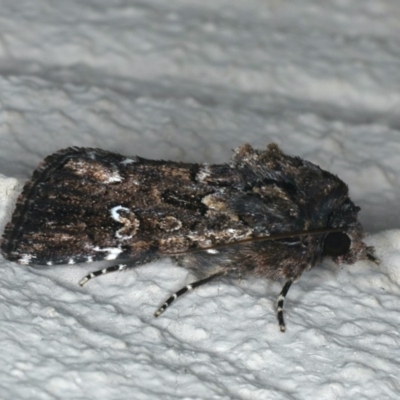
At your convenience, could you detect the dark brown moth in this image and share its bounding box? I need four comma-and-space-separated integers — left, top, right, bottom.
0, 143, 376, 331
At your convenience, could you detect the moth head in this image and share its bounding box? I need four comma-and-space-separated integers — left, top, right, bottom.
323, 200, 376, 265
323, 232, 351, 258
322, 227, 372, 266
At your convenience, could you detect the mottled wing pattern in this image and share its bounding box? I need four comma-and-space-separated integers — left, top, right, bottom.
1, 144, 354, 277
0, 148, 238, 265
0, 147, 257, 264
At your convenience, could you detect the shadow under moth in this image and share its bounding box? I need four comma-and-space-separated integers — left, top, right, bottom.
1, 143, 376, 332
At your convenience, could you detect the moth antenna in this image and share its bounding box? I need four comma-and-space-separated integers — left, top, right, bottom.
154, 271, 227, 317
277, 279, 294, 332
161, 227, 345, 256
79, 264, 128, 286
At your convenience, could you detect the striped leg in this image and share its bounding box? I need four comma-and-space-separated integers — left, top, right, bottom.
79, 264, 128, 286
277, 279, 293, 332
154, 271, 227, 317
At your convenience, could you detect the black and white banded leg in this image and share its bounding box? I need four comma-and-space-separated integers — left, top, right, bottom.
277, 279, 294, 332
154, 271, 227, 317
79, 264, 128, 286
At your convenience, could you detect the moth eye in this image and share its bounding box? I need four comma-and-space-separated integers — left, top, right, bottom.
323, 232, 351, 256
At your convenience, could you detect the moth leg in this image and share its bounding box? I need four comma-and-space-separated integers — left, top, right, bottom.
154, 270, 227, 318
367, 252, 380, 264
277, 279, 294, 333
79, 264, 128, 286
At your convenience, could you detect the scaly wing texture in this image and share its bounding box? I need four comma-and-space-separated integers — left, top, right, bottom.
1, 144, 352, 280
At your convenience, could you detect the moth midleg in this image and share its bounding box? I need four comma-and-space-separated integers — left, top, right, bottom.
276, 279, 294, 332
79, 264, 128, 286
154, 270, 228, 317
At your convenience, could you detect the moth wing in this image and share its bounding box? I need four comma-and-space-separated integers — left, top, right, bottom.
1, 148, 254, 266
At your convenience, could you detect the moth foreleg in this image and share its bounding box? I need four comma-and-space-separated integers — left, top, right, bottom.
154, 270, 228, 318
79, 264, 128, 286
277, 279, 294, 333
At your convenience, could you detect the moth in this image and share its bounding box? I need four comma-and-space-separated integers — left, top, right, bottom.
1, 143, 376, 331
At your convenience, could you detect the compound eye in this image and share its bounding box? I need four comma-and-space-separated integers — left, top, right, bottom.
323, 232, 351, 257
